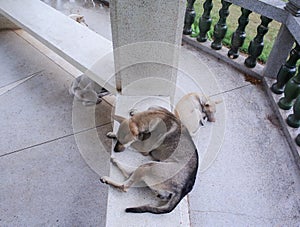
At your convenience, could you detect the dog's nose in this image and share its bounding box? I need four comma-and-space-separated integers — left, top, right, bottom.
209, 117, 216, 122
114, 141, 125, 152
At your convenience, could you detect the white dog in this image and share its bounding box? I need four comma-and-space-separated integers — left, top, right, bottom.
175, 92, 221, 136
69, 14, 88, 26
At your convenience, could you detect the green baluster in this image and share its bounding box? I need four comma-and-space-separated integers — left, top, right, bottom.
183, 0, 197, 35
211, 0, 232, 50
287, 95, 300, 128
197, 0, 213, 42
271, 42, 300, 94
244, 16, 272, 68
295, 134, 300, 146
228, 8, 252, 59
278, 65, 300, 110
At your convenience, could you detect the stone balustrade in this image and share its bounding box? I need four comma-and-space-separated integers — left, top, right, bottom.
183, 0, 300, 166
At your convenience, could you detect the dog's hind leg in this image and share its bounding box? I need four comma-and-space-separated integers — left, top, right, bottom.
101, 163, 150, 191
101, 162, 161, 192
100, 176, 127, 192
111, 157, 136, 178
153, 188, 174, 201
121, 162, 161, 190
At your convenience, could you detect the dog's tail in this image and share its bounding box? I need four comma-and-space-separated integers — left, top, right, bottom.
125, 193, 183, 214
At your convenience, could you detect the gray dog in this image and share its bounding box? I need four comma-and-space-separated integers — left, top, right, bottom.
69, 74, 109, 106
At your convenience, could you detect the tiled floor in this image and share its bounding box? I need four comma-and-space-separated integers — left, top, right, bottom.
1, 1, 300, 226
0, 30, 112, 226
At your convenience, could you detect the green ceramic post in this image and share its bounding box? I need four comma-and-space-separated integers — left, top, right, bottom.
244, 16, 272, 68
211, 0, 232, 50
271, 42, 300, 94
183, 0, 197, 35
287, 94, 300, 128
228, 8, 252, 59
197, 0, 213, 42
295, 134, 300, 146
278, 65, 300, 110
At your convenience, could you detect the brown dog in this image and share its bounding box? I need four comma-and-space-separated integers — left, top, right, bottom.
101, 106, 198, 214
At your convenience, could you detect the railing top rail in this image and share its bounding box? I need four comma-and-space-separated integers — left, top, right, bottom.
225, 0, 288, 23
225, 0, 300, 44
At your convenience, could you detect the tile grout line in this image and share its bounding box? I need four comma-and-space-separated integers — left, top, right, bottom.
0, 122, 112, 158
0, 70, 44, 90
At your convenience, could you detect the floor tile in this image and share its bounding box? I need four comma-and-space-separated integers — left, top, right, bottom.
0, 134, 108, 226
182, 44, 250, 94
188, 84, 300, 226
190, 210, 299, 227
0, 31, 52, 87
0, 62, 111, 156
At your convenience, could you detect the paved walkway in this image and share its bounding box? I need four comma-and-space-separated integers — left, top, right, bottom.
1, 1, 300, 226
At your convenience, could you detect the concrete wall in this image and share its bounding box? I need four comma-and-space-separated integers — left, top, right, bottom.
110, 0, 185, 100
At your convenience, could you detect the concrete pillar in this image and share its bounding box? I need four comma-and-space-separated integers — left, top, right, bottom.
263, 24, 294, 78
110, 0, 185, 101
104, 1, 190, 226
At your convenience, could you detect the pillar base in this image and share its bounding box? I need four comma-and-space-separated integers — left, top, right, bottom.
285, 1, 300, 17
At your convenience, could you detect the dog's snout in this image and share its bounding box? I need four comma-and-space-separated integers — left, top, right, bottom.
208, 116, 216, 122
114, 141, 125, 152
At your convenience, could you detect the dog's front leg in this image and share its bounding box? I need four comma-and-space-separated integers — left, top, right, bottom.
199, 111, 207, 126
106, 132, 117, 139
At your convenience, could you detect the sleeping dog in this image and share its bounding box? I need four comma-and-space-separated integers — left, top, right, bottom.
101, 106, 198, 214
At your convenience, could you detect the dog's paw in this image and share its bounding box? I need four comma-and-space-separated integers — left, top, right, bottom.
140, 151, 150, 156
100, 176, 108, 184
110, 157, 117, 165
199, 117, 207, 126
96, 98, 102, 104
120, 185, 128, 192
106, 132, 116, 139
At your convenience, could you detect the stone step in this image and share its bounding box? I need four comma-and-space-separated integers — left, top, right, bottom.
0, 0, 116, 94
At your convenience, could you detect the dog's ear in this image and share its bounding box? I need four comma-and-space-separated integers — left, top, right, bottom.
129, 120, 152, 141
199, 96, 209, 107
214, 100, 223, 105
112, 115, 126, 123
203, 101, 211, 107
129, 119, 139, 137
